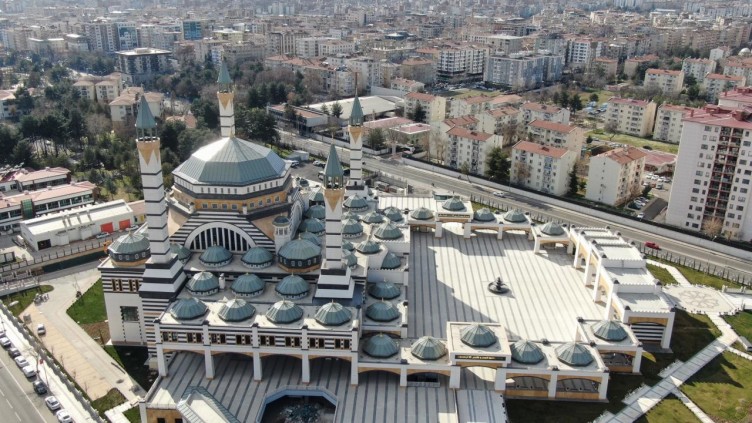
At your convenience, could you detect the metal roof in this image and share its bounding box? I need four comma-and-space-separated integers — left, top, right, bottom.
217, 61, 232, 85
187, 271, 220, 294
170, 243, 192, 261
541, 222, 565, 236
343, 194, 369, 210
510, 340, 545, 364
442, 197, 466, 212
200, 245, 232, 265
299, 217, 325, 234
473, 208, 496, 222
135, 95, 156, 130
366, 301, 401, 322
380, 252, 401, 269
409, 207, 434, 220
460, 324, 497, 348
231, 273, 266, 296
555, 343, 594, 367
503, 209, 527, 223
363, 334, 400, 358
411, 336, 447, 361
342, 250, 358, 267
309, 187, 325, 203
382, 206, 404, 222
342, 211, 360, 221
275, 275, 309, 298
108, 230, 150, 255
173, 137, 286, 186
356, 239, 381, 255
265, 300, 304, 324
170, 298, 208, 320
362, 211, 385, 224
350, 95, 364, 126
218, 299, 256, 322
591, 320, 628, 342
368, 281, 401, 300
305, 204, 326, 219
278, 239, 321, 261
314, 302, 352, 326
324, 144, 345, 178
342, 218, 364, 235
342, 240, 355, 251
299, 231, 321, 245
272, 215, 290, 226
373, 222, 402, 240
240, 247, 273, 266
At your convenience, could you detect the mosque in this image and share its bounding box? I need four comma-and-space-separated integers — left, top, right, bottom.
99, 63, 676, 422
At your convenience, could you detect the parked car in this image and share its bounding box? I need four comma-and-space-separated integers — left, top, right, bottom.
95, 232, 108, 239
55, 410, 73, 423
637, 212, 645, 219
21, 365, 36, 378
0, 336, 10, 348
8, 347, 20, 358
37, 324, 46, 336
14, 356, 29, 368
45, 396, 61, 411
313, 160, 325, 167
657, 183, 664, 190
33, 380, 48, 395
645, 241, 660, 250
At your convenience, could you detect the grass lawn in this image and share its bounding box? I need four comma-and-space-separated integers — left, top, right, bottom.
646, 264, 678, 286
652, 258, 741, 290
587, 130, 679, 154
724, 311, 752, 341
578, 89, 614, 105
123, 406, 140, 422
634, 394, 700, 423
671, 311, 721, 361
91, 388, 127, 416
2, 285, 54, 316
104, 345, 156, 391
66, 279, 106, 324
681, 352, 752, 423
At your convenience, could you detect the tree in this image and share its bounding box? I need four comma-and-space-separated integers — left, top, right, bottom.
569, 95, 583, 112
604, 121, 618, 141
177, 128, 214, 160
459, 161, 470, 178
586, 135, 594, 144
685, 75, 697, 87
238, 108, 280, 147
320, 104, 330, 116
559, 90, 570, 109
514, 162, 530, 184
331, 101, 343, 119
410, 103, 427, 123
589, 93, 599, 103
160, 121, 186, 152
283, 103, 297, 123
366, 128, 386, 150
11, 140, 35, 167
702, 216, 724, 238
641, 185, 652, 198
485, 146, 509, 183
567, 167, 579, 196
191, 98, 219, 129
687, 84, 701, 101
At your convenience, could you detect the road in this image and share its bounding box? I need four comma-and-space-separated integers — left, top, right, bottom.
0, 341, 56, 423
280, 130, 752, 279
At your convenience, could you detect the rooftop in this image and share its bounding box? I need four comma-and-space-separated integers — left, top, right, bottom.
446, 127, 494, 142
513, 141, 570, 159
520, 102, 563, 113
528, 119, 577, 134
596, 146, 647, 165
0, 181, 96, 212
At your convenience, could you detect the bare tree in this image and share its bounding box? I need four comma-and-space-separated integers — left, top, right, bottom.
514, 161, 530, 184
429, 129, 447, 165
702, 216, 724, 238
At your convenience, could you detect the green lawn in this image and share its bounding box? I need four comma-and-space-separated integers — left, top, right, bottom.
2, 285, 54, 316
104, 345, 155, 391
635, 394, 700, 423
652, 258, 741, 290
588, 130, 679, 154
671, 311, 721, 361
123, 406, 140, 423
724, 311, 752, 341
579, 89, 614, 106
91, 388, 126, 416
66, 279, 106, 324
681, 352, 752, 423
646, 264, 678, 286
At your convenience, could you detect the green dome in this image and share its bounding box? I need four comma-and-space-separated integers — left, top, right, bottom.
309, 188, 325, 204
299, 218, 325, 235
342, 240, 355, 251
368, 281, 400, 300
442, 196, 466, 211
314, 302, 352, 326
170, 243, 191, 261
109, 230, 150, 256
342, 212, 359, 221
305, 205, 326, 219
266, 300, 304, 324
231, 274, 265, 296
460, 324, 497, 348
343, 194, 369, 211
473, 208, 496, 222
363, 334, 400, 358
511, 340, 545, 364
555, 343, 594, 367
273, 215, 290, 226
299, 231, 321, 245
362, 211, 384, 224
382, 207, 404, 222
187, 271, 220, 295
298, 178, 309, 188
275, 275, 309, 298
411, 336, 447, 360
218, 299, 256, 322
342, 218, 364, 236
409, 207, 434, 221
169, 298, 207, 320
278, 239, 321, 261
541, 222, 566, 236
356, 239, 381, 254
366, 300, 401, 322
503, 209, 527, 223
173, 137, 286, 186
591, 320, 629, 342
199, 245, 232, 266
342, 250, 358, 267
373, 222, 402, 240
381, 252, 401, 269
241, 247, 273, 268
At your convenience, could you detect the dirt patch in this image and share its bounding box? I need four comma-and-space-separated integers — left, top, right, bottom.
81, 322, 111, 345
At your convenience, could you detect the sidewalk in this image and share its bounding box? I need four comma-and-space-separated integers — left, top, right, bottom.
646, 260, 691, 287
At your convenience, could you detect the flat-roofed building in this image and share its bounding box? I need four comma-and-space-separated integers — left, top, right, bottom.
0, 181, 97, 231
644, 69, 684, 95
605, 97, 657, 138
511, 141, 576, 196
527, 120, 586, 154
390, 78, 425, 93
624, 54, 659, 78
681, 58, 716, 83
400, 58, 436, 85
585, 147, 647, 206
653, 104, 702, 144
115, 47, 171, 85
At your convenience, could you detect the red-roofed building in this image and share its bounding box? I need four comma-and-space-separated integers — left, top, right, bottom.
477, 107, 521, 135
717, 86, 752, 109
606, 97, 658, 137
644, 69, 684, 95
445, 127, 503, 175
703, 74, 745, 102
405, 91, 447, 123
586, 147, 647, 206
527, 120, 586, 153
520, 102, 570, 124
511, 141, 576, 196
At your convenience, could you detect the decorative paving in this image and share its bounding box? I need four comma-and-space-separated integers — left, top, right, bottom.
663, 285, 738, 314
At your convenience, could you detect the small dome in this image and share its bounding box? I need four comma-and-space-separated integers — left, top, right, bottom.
555, 343, 594, 367
382, 207, 404, 222
305, 205, 326, 219
231, 273, 265, 297
169, 298, 207, 320
503, 209, 527, 223
381, 252, 401, 269
368, 281, 400, 300
373, 222, 402, 240
170, 243, 191, 262
308, 188, 325, 204
342, 250, 358, 267
265, 300, 304, 324
314, 302, 352, 326
460, 324, 497, 348
366, 300, 401, 322
187, 271, 220, 295
342, 211, 360, 221
108, 230, 150, 256
511, 340, 545, 364
411, 336, 447, 360
442, 196, 466, 211
218, 299, 256, 322
241, 247, 273, 268
541, 222, 565, 236
473, 208, 496, 222
409, 207, 434, 220
299, 218, 325, 235
342, 240, 355, 251
298, 178, 309, 188
273, 215, 290, 226
275, 275, 309, 299
342, 218, 364, 236
356, 239, 381, 254
278, 239, 321, 261
591, 320, 629, 342
363, 334, 400, 358
741, 47, 751, 56
199, 245, 232, 267
299, 231, 321, 245
343, 194, 369, 211
362, 211, 384, 224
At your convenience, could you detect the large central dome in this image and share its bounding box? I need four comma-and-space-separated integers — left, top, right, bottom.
174, 137, 286, 186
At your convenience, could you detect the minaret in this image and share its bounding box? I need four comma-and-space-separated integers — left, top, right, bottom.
316, 143, 354, 299
217, 61, 235, 137
348, 95, 364, 183
134, 95, 186, 364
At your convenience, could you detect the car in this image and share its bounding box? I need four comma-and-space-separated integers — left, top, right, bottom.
0, 336, 10, 348
8, 347, 20, 358
33, 380, 48, 395
45, 396, 61, 411
37, 324, 46, 336
657, 183, 664, 189
95, 232, 108, 239
313, 160, 325, 167
645, 241, 660, 250
14, 356, 29, 368
492, 191, 505, 198
636, 212, 645, 219
21, 365, 36, 378
55, 410, 73, 423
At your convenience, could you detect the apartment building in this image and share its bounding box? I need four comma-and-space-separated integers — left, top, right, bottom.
464, 34, 523, 55
346, 57, 382, 93
0, 182, 97, 231
400, 58, 436, 85
653, 104, 702, 144
390, 78, 425, 93
0, 90, 15, 120
566, 38, 605, 69
644, 69, 684, 95
624, 54, 659, 78
476, 107, 520, 135
520, 102, 570, 124
266, 30, 307, 56
222, 42, 265, 66
703, 74, 746, 103
722, 56, 752, 83
109, 88, 164, 127
445, 127, 503, 175
405, 92, 447, 123
606, 98, 658, 138
182, 19, 206, 41
449, 95, 494, 118
436, 44, 488, 84
527, 120, 586, 154
485, 52, 564, 90
511, 141, 576, 196
681, 58, 717, 84
585, 147, 647, 206
319, 40, 355, 56
0, 167, 71, 193
73, 73, 124, 104
81, 20, 118, 52
115, 48, 171, 85
666, 105, 752, 239
592, 58, 618, 78
718, 86, 752, 109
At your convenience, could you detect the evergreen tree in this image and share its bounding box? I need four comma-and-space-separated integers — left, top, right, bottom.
411, 103, 427, 123
567, 167, 579, 196
331, 101, 343, 118
485, 146, 509, 183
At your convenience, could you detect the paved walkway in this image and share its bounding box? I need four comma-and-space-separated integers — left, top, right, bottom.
105, 401, 139, 423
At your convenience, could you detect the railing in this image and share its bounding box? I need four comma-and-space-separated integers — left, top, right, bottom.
0, 238, 110, 275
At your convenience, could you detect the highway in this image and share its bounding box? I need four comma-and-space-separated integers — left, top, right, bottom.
282, 131, 752, 280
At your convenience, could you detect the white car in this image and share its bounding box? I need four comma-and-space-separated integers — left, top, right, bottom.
37, 324, 46, 336
55, 409, 73, 423
45, 396, 61, 411
14, 356, 29, 368
0, 336, 10, 348
491, 191, 505, 198
637, 212, 645, 219
21, 365, 36, 378
94, 232, 108, 239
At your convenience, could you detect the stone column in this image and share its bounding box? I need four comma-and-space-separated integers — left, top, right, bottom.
573, 242, 581, 268
463, 223, 472, 238
301, 353, 310, 384
547, 373, 558, 399
350, 359, 359, 385
204, 349, 214, 379
632, 350, 643, 374
156, 345, 167, 377
253, 352, 263, 381
399, 368, 407, 387
494, 368, 508, 391
449, 366, 461, 389
435, 222, 443, 238
597, 375, 608, 400
497, 226, 504, 240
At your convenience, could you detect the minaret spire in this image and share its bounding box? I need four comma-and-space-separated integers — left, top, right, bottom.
217, 61, 235, 137
346, 85, 365, 193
